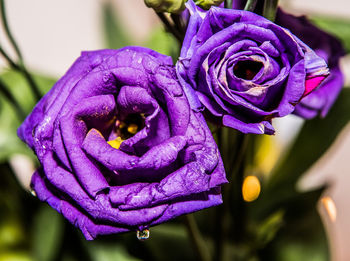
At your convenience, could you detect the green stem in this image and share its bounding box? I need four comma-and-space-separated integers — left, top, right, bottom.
19, 67, 41, 101
0, 0, 22, 60
244, 0, 258, 12
0, 0, 42, 101
0, 45, 20, 70
263, 0, 279, 21
156, 12, 183, 44
171, 13, 185, 36
214, 128, 224, 261
224, 0, 233, 8
230, 153, 247, 244
184, 214, 211, 261
219, 132, 251, 261
214, 130, 249, 261
223, 134, 248, 248
0, 78, 26, 121
214, 204, 225, 261
0, 45, 42, 101
227, 134, 249, 181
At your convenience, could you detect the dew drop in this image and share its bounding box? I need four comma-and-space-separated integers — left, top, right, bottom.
103, 74, 109, 83
136, 229, 149, 241
30, 189, 37, 197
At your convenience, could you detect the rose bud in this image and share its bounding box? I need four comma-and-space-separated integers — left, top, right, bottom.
194, 0, 224, 10
176, 1, 329, 134
18, 47, 227, 240
144, 0, 188, 13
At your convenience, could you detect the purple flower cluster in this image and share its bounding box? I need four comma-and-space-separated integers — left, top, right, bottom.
18, 0, 344, 240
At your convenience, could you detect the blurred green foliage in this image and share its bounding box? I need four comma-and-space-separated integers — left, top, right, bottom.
311, 16, 350, 53
102, 2, 132, 50
32, 206, 64, 261
102, 2, 179, 62
0, 162, 33, 261
0, 70, 55, 162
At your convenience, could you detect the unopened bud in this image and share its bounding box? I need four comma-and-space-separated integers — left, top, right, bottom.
194, 0, 224, 10
144, 0, 187, 14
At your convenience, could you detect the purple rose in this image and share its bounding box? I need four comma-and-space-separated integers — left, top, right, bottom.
176, 1, 329, 134
275, 9, 345, 119
18, 47, 227, 240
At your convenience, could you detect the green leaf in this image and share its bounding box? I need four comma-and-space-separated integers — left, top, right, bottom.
143, 27, 179, 62
32, 205, 64, 261
102, 2, 133, 49
311, 16, 350, 53
0, 70, 55, 162
255, 210, 284, 248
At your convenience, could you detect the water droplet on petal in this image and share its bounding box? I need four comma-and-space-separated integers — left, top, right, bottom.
103, 74, 110, 83
30, 189, 37, 197
136, 229, 149, 241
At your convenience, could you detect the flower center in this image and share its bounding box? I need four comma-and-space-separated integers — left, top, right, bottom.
108, 113, 145, 149
116, 113, 145, 140
233, 60, 263, 80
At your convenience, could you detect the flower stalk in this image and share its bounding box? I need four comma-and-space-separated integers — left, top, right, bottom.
0, 0, 22, 61
263, 0, 279, 21
0, 0, 42, 102
171, 13, 185, 36
184, 214, 211, 261
244, 0, 258, 12
156, 12, 184, 43
0, 78, 26, 120
215, 129, 251, 260
224, 0, 233, 8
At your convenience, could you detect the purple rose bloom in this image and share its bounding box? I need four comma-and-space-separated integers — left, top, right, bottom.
18, 47, 227, 240
275, 9, 345, 119
176, 1, 329, 134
